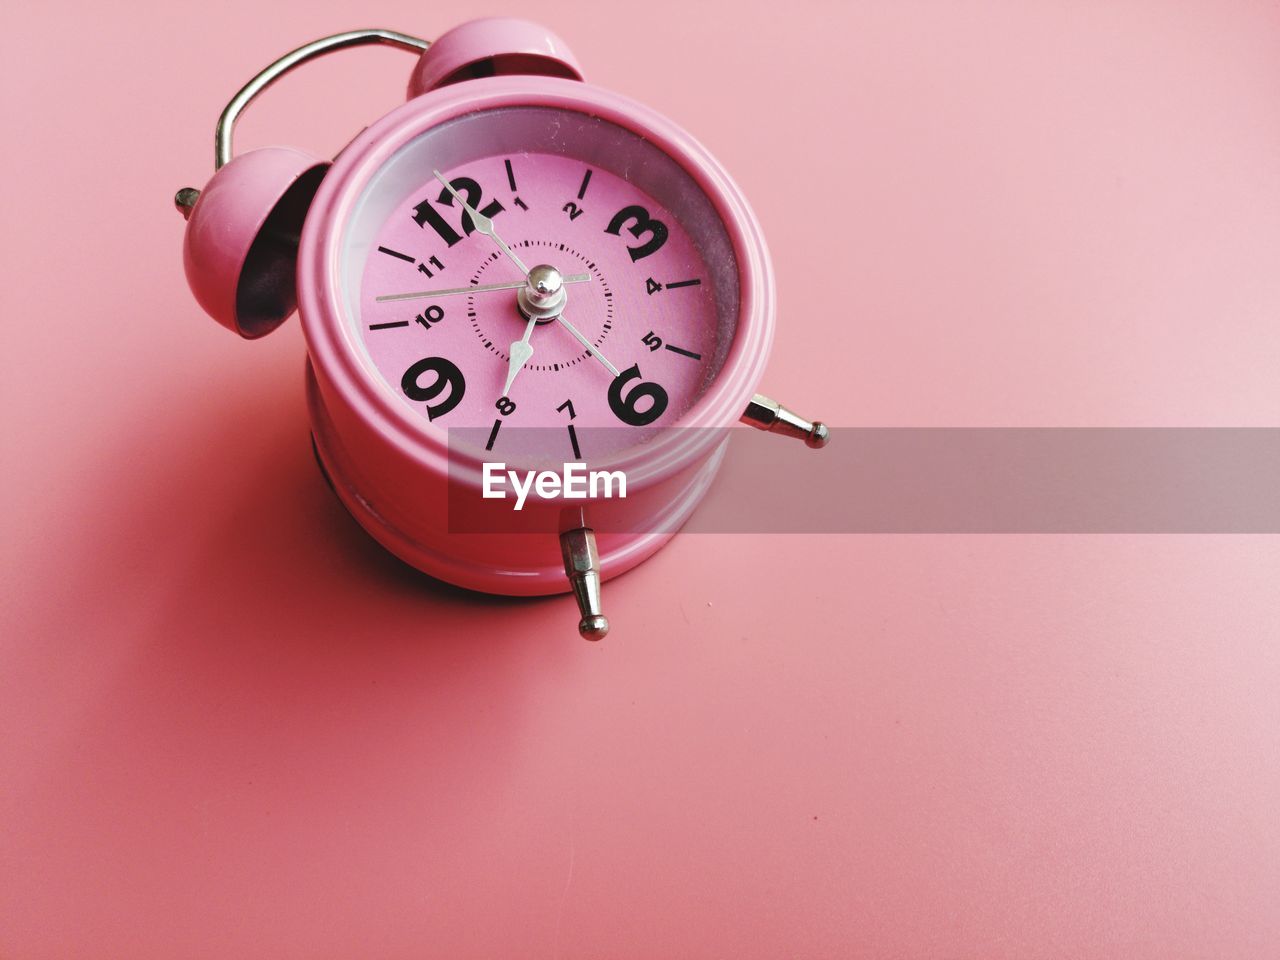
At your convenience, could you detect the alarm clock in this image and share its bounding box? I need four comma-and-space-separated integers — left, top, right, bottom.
176, 20, 828, 639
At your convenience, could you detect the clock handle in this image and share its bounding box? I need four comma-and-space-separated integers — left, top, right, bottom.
174, 29, 430, 219
741, 394, 830, 449
224, 29, 430, 175
560, 527, 608, 641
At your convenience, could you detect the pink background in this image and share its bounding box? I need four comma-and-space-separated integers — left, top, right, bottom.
2, 1, 1278, 956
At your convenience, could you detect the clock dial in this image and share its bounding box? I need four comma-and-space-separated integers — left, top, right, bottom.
356, 139, 732, 462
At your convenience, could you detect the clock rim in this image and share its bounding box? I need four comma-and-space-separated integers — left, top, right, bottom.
298, 74, 775, 491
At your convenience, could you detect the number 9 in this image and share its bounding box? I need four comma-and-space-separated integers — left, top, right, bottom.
402, 356, 466, 420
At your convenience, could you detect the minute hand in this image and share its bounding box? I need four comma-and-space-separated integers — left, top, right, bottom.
432, 169, 529, 275
556, 311, 620, 378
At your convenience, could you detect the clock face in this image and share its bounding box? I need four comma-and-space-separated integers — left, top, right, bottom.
343, 107, 741, 464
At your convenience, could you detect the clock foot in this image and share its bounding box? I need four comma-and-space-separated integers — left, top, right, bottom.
560, 527, 609, 641
741, 394, 830, 449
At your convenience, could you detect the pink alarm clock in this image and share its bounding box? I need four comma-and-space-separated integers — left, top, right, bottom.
177, 19, 828, 639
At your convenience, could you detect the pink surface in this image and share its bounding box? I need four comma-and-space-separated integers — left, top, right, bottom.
2, 1, 1278, 957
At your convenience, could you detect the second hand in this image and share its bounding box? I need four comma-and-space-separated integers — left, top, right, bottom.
376, 274, 591, 303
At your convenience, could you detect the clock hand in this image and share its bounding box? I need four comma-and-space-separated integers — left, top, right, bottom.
503, 313, 538, 397
376, 274, 590, 303
556, 311, 620, 378
432, 169, 530, 276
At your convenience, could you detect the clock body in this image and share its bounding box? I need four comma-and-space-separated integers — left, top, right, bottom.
297, 74, 775, 596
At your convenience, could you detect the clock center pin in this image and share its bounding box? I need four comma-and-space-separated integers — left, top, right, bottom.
517, 263, 567, 322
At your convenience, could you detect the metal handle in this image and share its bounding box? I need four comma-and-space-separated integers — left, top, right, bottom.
213, 29, 429, 169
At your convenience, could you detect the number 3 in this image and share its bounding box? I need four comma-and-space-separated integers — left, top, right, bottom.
605, 205, 668, 261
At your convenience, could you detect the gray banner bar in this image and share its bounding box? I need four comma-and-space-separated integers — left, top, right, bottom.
448, 428, 1280, 533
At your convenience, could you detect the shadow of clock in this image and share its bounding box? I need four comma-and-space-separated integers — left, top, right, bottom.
17, 360, 591, 854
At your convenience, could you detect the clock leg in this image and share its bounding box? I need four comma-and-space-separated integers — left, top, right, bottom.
741, 394, 830, 449
560, 527, 609, 641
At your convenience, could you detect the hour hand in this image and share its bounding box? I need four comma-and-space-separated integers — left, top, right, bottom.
504, 313, 538, 397
432, 169, 529, 275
